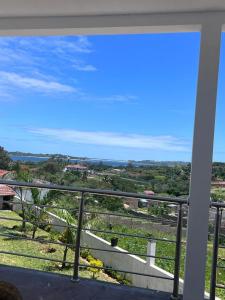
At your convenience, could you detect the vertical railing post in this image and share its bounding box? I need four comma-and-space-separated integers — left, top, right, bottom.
210, 207, 221, 300
72, 191, 85, 282
171, 203, 183, 300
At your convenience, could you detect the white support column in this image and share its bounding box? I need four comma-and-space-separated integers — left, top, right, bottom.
146, 241, 156, 266
183, 22, 222, 300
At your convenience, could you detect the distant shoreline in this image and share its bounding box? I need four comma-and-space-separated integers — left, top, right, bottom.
10, 154, 189, 167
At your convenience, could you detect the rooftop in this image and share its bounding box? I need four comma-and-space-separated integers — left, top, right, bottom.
144, 190, 155, 195
0, 184, 16, 196
0, 170, 10, 178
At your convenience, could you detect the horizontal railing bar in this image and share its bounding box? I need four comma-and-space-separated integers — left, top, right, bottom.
216, 284, 225, 289
84, 228, 176, 243
0, 215, 177, 243
1, 215, 176, 244
0, 216, 77, 229
3, 200, 177, 224
217, 265, 225, 269
79, 263, 174, 280
211, 202, 225, 208
0, 250, 74, 265
80, 246, 175, 261
83, 209, 177, 223
2, 200, 79, 212
0, 232, 74, 247
0, 179, 187, 204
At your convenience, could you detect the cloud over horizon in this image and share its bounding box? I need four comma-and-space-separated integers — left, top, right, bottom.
29, 127, 190, 152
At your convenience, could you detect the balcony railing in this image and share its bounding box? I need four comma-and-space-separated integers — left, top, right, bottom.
0, 179, 187, 299
209, 202, 225, 300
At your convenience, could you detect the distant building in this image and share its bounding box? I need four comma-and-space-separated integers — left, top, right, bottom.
112, 168, 125, 174
0, 184, 16, 210
142, 190, 156, 208
144, 190, 155, 196
63, 164, 88, 172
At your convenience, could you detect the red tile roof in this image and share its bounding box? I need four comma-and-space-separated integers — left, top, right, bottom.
0, 185, 16, 196
0, 169, 10, 178
144, 190, 155, 195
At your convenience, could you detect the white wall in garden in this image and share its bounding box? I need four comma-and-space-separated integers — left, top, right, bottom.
43, 210, 182, 293
11, 208, 216, 298
81, 230, 182, 293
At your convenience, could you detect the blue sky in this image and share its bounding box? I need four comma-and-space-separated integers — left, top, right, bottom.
0, 32, 224, 161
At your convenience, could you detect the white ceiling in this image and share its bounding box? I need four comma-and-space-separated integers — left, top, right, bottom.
0, 0, 225, 18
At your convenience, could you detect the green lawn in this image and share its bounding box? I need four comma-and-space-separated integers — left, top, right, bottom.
0, 210, 114, 283
91, 219, 225, 299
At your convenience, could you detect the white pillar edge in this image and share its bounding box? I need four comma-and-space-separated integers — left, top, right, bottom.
183, 22, 222, 300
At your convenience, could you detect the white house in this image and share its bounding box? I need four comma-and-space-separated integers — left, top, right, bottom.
0, 184, 16, 210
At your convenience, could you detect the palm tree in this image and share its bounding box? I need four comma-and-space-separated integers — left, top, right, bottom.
13, 171, 31, 231
30, 188, 46, 239
57, 209, 75, 269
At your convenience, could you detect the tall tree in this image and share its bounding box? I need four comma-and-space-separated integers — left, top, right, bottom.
0, 146, 11, 170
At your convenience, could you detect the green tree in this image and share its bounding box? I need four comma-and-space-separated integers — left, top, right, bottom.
41, 162, 60, 174
30, 188, 50, 239
57, 210, 75, 269
14, 171, 31, 231
96, 196, 124, 211
0, 146, 11, 169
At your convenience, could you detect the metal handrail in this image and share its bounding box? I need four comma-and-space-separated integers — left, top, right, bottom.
0, 179, 187, 203
209, 206, 223, 300
0, 179, 185, 299
2, 199, 179, 226
0, 250, 74, 265
80, 246, 175, 261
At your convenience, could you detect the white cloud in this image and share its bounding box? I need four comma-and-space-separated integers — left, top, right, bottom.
78, 94, 137, 103
9, 36, 93, 55
0, 70, 136, 102
73, 61, 97, 72
29, 127, 190, 152
0, 71, 76, 93
96, 95, 136, 103
0, 36, 95, 70
52, 36, 93, 54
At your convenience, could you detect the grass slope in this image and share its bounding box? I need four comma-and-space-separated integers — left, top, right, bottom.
0, 210, 113, 282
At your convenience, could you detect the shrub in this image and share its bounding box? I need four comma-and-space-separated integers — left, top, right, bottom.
86, 254, 103, 279
80, 248, 90, 259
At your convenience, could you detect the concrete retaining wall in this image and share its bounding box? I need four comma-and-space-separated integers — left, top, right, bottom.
100, 214, 187, 236
41, 211, 183, 293
81, 230, 182, 293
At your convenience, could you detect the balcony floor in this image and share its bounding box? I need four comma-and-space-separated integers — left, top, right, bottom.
0, 264, 173, 300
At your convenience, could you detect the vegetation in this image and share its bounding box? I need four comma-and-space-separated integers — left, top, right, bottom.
90, 220, 225, 299
56, 209, 75, 269
3, 149, 225, 298
86, 255, 103, 279
0, 210, 115, 283
0, 146, 11, 170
